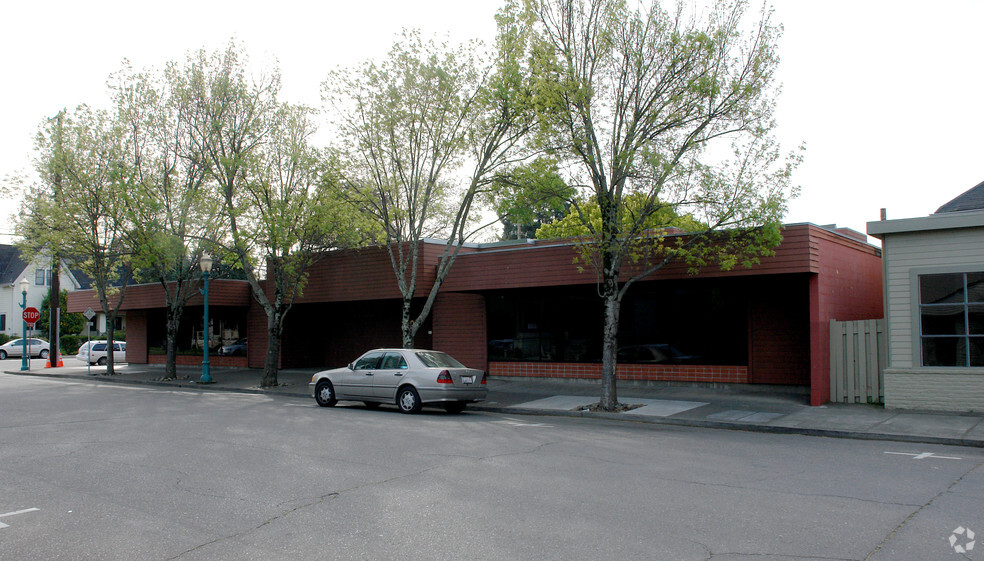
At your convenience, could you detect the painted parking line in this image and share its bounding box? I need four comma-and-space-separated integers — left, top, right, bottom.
885, 451, 962, 461
0, 508, 39, 529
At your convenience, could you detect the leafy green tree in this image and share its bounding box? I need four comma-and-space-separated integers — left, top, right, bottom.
521, 0, 801, 409
36, 290, 85, 339
20, 104, 136, 375
491, 157, 573, 239
192, 43, 359, 386
110, 58, 223, 380
326, 26, 535, 348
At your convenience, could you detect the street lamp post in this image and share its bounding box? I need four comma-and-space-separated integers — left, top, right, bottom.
19, 278, 28, 371
199, 254, 213, 384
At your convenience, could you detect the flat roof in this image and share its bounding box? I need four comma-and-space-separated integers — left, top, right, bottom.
867, 209, 984, 238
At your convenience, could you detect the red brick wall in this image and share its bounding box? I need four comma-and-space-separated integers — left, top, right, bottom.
126, 310, 148, 364
747, 275, 810, 385
148, 354, 248, 368
809, 233, 884, 405
432, 293, 487, 371
490, 362, 748, 383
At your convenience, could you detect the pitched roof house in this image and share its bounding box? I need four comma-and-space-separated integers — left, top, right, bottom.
0, 244, 88, 337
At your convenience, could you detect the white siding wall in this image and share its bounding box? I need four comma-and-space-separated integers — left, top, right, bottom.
883, 227, 984, 369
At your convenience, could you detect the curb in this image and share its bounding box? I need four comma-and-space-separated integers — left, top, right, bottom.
471, 405, 984, 449
8, 369, 984, 449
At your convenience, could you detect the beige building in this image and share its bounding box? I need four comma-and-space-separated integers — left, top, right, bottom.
868, 181, 984, 412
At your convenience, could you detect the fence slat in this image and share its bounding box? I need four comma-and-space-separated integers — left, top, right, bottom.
829, 318, 885, 404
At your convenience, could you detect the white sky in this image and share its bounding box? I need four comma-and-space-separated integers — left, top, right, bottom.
2, 0, 983, 244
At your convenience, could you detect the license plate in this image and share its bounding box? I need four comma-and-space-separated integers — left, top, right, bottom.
462, 376, 474, 385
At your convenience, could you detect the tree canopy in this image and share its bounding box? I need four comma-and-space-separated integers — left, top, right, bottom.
519, 0, 800, 409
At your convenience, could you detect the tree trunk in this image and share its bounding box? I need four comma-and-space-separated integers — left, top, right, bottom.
260, 317, 282, 387
401, 297, 415, 349
105, 315, 116, 375
163, 306, 182, 380
600, 279, 621, 410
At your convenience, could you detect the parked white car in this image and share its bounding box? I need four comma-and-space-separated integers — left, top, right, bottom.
0, 338, 50, 360
77, 341, 127, 365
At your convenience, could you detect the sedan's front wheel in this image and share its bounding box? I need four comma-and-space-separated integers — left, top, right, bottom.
0, 350, 6, 360
397, 386, 422, 414
39, 349, 49, 359
315, 380, 337, 407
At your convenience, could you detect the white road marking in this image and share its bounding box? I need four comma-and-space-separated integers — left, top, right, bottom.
884, 451, 962, 460
0, 508, 40, 529
493, 417, 553, 428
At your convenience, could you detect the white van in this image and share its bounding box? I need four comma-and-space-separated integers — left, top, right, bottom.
77, 341, 127, 365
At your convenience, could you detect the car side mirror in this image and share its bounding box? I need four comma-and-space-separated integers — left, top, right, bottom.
348, 363, 354, 370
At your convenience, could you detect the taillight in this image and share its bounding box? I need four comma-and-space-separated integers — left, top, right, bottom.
481, 372, 487, 384
437, 370, 453, 384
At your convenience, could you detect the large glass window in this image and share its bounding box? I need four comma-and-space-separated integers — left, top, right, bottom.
919, 272, 984, 366
487, 281, 748, 365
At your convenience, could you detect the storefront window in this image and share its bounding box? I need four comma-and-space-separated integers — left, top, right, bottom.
487, 281, 748, 365
919, 272, 984, 366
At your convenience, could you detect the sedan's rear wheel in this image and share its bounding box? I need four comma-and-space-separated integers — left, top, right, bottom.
315, 380, 337, 407
444, 402, 467, 414
397, 386, 422, 414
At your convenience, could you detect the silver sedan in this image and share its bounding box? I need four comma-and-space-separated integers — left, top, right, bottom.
0, 338, 50, 360
311, 349, 487, 414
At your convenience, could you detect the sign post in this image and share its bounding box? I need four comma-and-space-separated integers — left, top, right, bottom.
22, 308, 40, 326
21, 307, 39, 371
83, 308, 96, 376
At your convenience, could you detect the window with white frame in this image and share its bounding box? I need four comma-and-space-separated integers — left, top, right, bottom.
34, 268, 51, 285
919, 272, 984, 366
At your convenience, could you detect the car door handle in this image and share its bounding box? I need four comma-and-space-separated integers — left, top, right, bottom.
364, 372, 374, 376
394, 373, 403, 377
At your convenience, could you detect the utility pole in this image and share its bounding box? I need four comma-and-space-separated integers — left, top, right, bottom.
47, 111, 64, 368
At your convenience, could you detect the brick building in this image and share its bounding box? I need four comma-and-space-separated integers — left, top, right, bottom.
68, 223, 883, 405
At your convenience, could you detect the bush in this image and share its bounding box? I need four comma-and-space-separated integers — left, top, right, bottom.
0, 334, 10, 345
60, 335, 82, 355
113, 330, 126, 342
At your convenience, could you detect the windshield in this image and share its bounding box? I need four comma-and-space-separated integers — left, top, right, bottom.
415, 351, 465, 369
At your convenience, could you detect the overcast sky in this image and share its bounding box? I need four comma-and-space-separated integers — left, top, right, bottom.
2, 0, 982, 244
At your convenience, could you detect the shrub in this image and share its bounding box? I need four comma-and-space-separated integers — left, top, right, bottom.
113, 330, 126, 342
60, 335, 82, 355
0, 334, 10, 345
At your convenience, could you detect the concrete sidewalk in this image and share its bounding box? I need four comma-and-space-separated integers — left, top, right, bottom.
6, 360, 984, 448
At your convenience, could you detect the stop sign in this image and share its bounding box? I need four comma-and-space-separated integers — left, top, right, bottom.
23, 307, 40, 326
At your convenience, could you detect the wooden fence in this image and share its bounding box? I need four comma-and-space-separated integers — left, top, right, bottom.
830, 319, 886, 404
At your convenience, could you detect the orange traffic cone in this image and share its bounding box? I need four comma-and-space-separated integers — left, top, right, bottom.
45, 357, 64, 368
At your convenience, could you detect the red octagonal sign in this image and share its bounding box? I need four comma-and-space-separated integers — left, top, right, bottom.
22, 307, 40, 326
